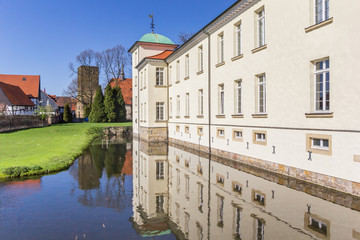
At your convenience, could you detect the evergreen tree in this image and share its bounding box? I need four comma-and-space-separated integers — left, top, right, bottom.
89, 86, 106, 123
114, 86, 126, 122
63, 103, 72, 123
104, 84, 116, 122
84, 105, 91, 118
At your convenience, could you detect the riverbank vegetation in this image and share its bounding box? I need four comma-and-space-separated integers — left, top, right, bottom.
0, 122, 131, 179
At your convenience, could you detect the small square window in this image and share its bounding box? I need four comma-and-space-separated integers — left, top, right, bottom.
217, 128, 225, 138
253, 130, 267, 145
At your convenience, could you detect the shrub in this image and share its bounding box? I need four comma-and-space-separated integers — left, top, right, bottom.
63, 103, 72, 123
89, 86, 107, 123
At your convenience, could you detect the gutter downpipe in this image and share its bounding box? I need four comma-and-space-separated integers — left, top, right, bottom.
203, 29, 212, 240
203, 30, 211, 156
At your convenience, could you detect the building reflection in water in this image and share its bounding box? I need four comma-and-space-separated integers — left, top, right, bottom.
132, 139, 360, 240
70, 138, 133, 212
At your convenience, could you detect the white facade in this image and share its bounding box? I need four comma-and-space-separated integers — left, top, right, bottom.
131, 0, 360, 194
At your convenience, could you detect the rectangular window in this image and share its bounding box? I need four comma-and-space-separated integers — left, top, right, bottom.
233, 182, 242, 194
233, 129, 243, 141
257, 8, 265, 47
252, 190, 266, 206
135, 76, 137, 87
315, 0, 329, 24
218, 33, 224, 63
197, 127, 203, 136
176, 125, 180, 132
257, 74, 266, 113
156, 161, 164, 180
156, 102, 164, 121
198, 183, 204, 212
198, 89, 204, 115
185, 126, 189, 133
253, 130, 267, 145
185, 54, 189, 78
169, 66, 172, 85
144, 69, 147, 88
219, 84, 225, 115
156, 195, 164, 213
185, 175, 190, 199
141, 103, 143, 121
135, 96, 137, 107
198, 45, 203, 72
185, 93, 190, 116
235, 22, 242, 56
217, 195, 224, 228
314, 59, 330, 111
217, 128, 225, 138
140, 71, 143, 89
169, 98, 172, 117
306, 133, 332, 155
235, 80, 242, 114
234, 206, 242, 239
176, 95, 180, 116
156, 67, 164, 86
176, 60, 180, 83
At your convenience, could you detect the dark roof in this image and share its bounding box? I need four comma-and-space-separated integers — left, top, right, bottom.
0, 74, 40, 98
56, 96, 72, 108
0, 82, 34, 106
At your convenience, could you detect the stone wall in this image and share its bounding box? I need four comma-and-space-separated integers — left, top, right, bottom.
0, 115, 47, 133
139, 127, 167, 142
169, 138, 360, 197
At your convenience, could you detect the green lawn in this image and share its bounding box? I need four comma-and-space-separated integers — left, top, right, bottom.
0, 122, 132, 179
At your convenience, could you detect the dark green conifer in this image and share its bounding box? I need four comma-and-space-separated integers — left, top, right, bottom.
104, 84, 116, 122
114, 86, 126, 122
89, 86, 106, 123
63, 103, 72, 123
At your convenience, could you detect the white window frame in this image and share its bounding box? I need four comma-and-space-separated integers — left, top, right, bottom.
156, 67, 164, 86
315, 0, 329, 24
198, 89, 204, 115
234, 131, 242, 139
218, 33, 224, 63
219, 84, 225, 115
314, 59, 330, 112
218, 129, 225, 137
235, 80, 242, 114
144, 69, 147, 88
144, 102, 146, 121
198, 46, 203, 72
185, 93, 190, 116
156, 102, 164, 121
169, 66, 172, 85
235, 22, 242, 56
311, 138, 329, 150
169, 97, 172, 117
176, 60, 180, 83
156, 161, 165, 180
256, 133, 266, 142
258, 74, 266, 113
176, 95, 180, 116
257, 9, 265, 47
185, 54, 189, 78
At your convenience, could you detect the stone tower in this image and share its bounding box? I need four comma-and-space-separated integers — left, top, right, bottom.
77, 65, 99, 118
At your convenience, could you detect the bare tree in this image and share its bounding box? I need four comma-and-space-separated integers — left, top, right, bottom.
178, 32, 194, 45
100, 45, 131, 86
63, 49, 102, 107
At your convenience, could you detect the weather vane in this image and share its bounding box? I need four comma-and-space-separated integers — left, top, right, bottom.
149, 13, 155, 33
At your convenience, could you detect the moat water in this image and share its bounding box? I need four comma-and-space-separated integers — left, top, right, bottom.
0, 138, 360, 239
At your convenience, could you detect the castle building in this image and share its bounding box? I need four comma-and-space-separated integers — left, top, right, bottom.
130, 0, 360, 196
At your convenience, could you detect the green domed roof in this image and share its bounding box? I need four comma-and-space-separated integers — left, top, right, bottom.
139, 33, 175, 45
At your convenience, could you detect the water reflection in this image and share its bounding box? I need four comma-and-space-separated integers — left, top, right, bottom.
71, 138, 132, 212
132, 139, 360, 240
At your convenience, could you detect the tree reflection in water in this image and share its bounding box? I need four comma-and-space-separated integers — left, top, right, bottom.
71, 140, 132, 212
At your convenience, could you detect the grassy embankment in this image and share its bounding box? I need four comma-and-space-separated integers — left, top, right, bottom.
0, 122, 131, 179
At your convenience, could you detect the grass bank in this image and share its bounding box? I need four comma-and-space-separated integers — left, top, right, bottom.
0, 122, 132, 179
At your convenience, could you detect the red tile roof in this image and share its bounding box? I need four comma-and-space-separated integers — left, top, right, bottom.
147, 50, 174, 60
121, 150, 133, 175
0, 82, 35, 106
0, 74, 40, 98
110, 78, 132, 105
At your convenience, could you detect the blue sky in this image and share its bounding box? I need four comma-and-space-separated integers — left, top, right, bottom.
0, 0, 235, 95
